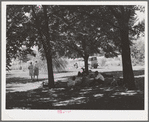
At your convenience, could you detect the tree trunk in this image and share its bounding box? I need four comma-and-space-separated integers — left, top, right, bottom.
120, 29, 136, 90
46, 53, 55, 88
32, 6, 55, 88
43, 5, 55, 88
84, 55, 89, 74
109, 6, 136, 90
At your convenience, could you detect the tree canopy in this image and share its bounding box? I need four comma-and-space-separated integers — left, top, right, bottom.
6, 5, 145, 89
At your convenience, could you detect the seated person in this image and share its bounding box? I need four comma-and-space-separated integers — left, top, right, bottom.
75, 76, 82, 86
67, 76, 76, 87
78, 71, 82, 77
90, 71, 105, 86
81, 72, 90, 86
94, 71, 105, 81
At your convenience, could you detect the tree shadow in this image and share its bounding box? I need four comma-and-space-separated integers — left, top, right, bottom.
100, 70, 144, 77
6, 69, 144, 110
6, 74, 13, 76
51, 84, 144, 110
6, 77, 48, 84
54, 71, 74, 74
6, 83, 144, 110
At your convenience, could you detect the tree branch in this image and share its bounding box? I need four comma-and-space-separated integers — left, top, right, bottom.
60, 40, 84, 57
31, 5, 48, 53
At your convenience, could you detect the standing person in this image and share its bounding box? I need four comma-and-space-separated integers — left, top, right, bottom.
34, 61, 39, 81
28, 62, 34, 81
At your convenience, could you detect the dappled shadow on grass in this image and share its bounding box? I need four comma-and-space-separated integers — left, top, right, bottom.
135, 77, 144, 91
6, 84, 144, 110
51, 85, 144, 110
133, 69, 144, 76
6, 69, 144, 110
100, 70, 144, 78
62, 94, 144, 110
6, 77, 48, 84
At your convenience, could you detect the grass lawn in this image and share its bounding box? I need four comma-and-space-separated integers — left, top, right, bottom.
6, 66, 145, 110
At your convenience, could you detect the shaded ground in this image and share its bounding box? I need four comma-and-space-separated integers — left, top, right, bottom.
6, 83, 144, 110
6, 66, 145, 110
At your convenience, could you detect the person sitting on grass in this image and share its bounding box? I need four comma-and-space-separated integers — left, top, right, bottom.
94, 71, 105, 84
90, 71, 105, 86
67, 76, 76, 90
75, 75, 83, 86
28, 62, 34, 81
77, 71, 82, 77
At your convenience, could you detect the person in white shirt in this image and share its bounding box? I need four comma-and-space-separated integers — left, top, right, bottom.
95, 71, 105, 81
94, 71, 105, 85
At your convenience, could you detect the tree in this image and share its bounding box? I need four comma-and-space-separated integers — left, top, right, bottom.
7, 5, 144, 90
54, 6, 119, 74
6, 5, 34, 70
6, 5, 55, 88
7, 5, 69, 88
81, 5, 144, 89
106, 6, 144, 89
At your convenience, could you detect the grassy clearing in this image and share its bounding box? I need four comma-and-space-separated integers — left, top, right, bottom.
6, 67, 144, 110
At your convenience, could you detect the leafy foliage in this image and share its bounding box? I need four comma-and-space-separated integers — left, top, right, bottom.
6, 5, 34, 70
131, 37, 145, 65
6, 5, 145, 89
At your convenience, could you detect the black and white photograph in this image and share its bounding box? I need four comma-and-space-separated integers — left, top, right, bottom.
2, 1, 148, 121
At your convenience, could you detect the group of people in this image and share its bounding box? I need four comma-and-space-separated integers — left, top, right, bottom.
28, 61, 39, 81
67, 70, 105, 88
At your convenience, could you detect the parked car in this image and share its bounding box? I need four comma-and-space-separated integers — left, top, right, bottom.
88, 56, 98, 68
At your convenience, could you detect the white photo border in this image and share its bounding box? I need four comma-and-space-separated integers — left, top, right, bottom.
1, 1, 148, 121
